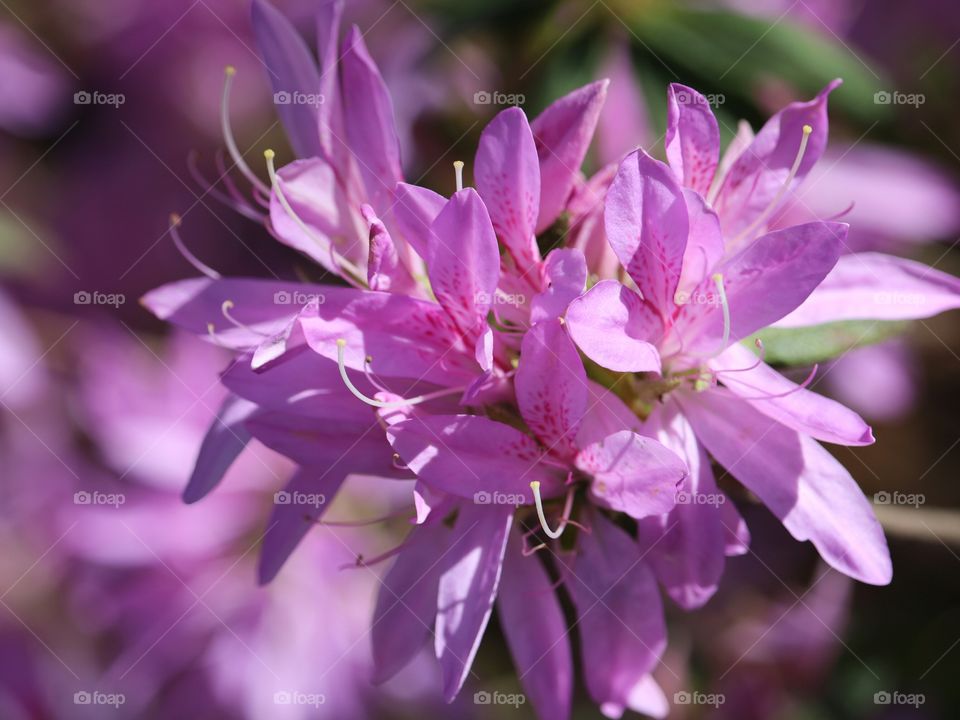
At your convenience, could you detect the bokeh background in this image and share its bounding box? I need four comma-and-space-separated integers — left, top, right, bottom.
1, 0, 959, 717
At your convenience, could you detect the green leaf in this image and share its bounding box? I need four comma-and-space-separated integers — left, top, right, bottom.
744, 320, 908, 366
632, 8, 891, 126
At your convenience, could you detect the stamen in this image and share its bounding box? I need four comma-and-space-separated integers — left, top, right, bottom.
712, 339, 767, 375
712, 273, 731, 352
530, 481, 573, 540
220, 66, 270, 196
169, 213, 221, 279
336, 339, 467, 409
186, 152, 262, 221
221, 300, 270, 338
725, 363, 819, 400
453, 160, 464, 192
316, 506, 414, 527
264, 149, 366, 285
731, 124, 814, 245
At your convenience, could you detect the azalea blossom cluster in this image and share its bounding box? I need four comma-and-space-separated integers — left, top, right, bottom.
144, 2, 960, 718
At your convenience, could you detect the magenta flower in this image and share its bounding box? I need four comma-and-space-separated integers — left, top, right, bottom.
565, 83, 960, 604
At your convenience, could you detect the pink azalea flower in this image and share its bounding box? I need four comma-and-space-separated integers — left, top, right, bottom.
565, 83, 960, 603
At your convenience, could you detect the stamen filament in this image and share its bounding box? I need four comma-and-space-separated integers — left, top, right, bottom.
336, 339, 466, 409
731, 124, 814, 246
221, 300, 269, 338
264, 149, 366, 285
453, 160, 464, 192
169, 213, 221, 279
530, 481, 572, 540
221, 66, 270, 196
713, 273, 731, 351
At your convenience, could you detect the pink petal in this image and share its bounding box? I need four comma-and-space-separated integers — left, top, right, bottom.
775, 251, 960, 327
371, 520, 448, 683
665, 84, 720, 196
567, 511, 667, 715
386, 414, 566, 502
497, 531, 573, 720
710, 342, 873, 446
436, 504, 513, 701
427, 188, 500, 339
676, 221, 846, 355
529, 248, 587, 323
475, 106, 541, 268
565, 280, 662, 373
251, 0, 322, 158
516, 319, 587, 457
637, 402, 725, 609
605, 150, 689, 316
680, 388, 892, 585
715, 79, 840, 240
576, 430, 685, 519
340, 26, 402, 211
531, 80, 609, 232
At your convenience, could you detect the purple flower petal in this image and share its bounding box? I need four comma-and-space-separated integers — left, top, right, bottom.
604, 150, 689, 317
475, 106, 541, 268
251, 0, 323, 158
680, 388, 892, 585
665, 83, 720, 197
565, 280, 662, 373
775, 251, 960, 327
516, 319, 587, 457
436, 504, 513, 701
531, 80, 608, 232
710, 342, 874, 446
567, 510, 667, 716
497, 530, 573, 720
